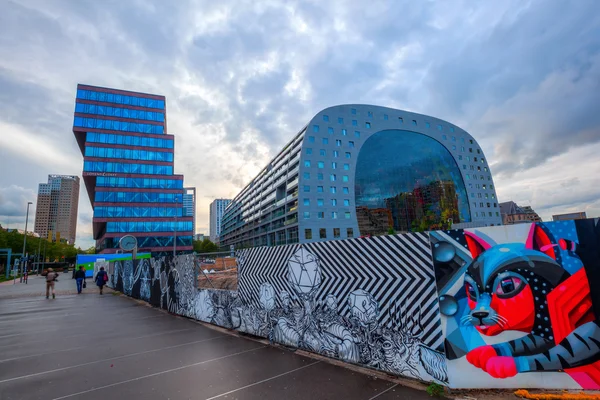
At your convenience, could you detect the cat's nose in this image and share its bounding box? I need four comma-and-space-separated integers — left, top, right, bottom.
472, 311, 489, 319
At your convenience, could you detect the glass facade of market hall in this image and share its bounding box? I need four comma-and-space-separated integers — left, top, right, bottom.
73, 84, 193, 254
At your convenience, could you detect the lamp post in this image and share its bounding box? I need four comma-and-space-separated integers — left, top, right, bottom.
173, 215, 177, 257
20, 201, 33, 283
42, 240, 47, 271
36, 237, 42, 275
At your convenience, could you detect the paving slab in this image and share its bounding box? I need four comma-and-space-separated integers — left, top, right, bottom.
0, 276, 435, 400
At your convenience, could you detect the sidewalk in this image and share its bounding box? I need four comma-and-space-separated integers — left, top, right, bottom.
0, 273, 101, 299
0, 276, 434, 400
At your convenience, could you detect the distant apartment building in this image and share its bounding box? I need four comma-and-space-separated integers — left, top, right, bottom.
499, 201, 542, 225
553, 211, 587, 221
34, 175, 80, 244
183, 187, 196, 234
195, 233, 205, 241
210, 199, 231, 243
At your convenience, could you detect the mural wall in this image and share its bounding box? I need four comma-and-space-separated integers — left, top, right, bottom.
77, 253, 150, 278
108, 233, 448, 384
430, 219, 600, 389
108, 219, 600, 390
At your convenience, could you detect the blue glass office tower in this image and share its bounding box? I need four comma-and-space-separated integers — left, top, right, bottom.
73, 84, 193, 254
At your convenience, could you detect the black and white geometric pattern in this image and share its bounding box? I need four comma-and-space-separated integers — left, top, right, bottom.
238, 233, 443, 350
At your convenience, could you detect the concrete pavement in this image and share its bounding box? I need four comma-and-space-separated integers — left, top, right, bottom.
0, 276, 435, 400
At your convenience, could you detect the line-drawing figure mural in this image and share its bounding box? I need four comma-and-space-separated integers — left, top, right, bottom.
106, 234, 448, 385
430, 219, 600, 389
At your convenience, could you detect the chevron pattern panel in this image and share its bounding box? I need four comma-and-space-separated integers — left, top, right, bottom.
237, 232, 443, 350
238, 243, 300, 308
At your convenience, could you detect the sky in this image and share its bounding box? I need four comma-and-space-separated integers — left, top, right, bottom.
0, 0, 599, 249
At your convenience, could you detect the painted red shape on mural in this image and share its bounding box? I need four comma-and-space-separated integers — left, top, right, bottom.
547, 268, 600, 389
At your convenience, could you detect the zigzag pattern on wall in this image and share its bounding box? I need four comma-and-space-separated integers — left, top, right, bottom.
238, 233, 443, 350
238, 244, 300, 308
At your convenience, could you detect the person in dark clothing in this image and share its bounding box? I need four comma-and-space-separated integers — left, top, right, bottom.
95, 267, 108, 295
74, 266, 86, 294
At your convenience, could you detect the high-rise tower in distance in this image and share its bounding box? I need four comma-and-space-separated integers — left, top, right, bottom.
72, 84, 193, 254
34, 175, 80, 244
209, 199, 231, 244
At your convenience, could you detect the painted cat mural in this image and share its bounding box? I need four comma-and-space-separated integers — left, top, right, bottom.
462, 223, 600, 387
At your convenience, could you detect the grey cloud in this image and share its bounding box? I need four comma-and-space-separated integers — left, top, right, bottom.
0, 185, 36, 218
484, 57, 600, 177
0, 68, 72, 139
1, 0, 599, 238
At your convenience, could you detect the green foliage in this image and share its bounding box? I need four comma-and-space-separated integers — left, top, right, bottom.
0, 229, 81, 263
387, 227, 396, 235
83, 246, 96, 254
193, 238, 219, 254
426, 383, 444, 397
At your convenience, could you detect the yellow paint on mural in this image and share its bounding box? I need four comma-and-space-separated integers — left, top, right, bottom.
515, 390, 600, 400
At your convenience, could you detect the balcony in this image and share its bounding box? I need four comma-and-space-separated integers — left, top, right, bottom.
287, 178, 299, 189
272, 210, 285, 218
272, 221, 284, 230
286, 192, 298, 202
284, 216, 298, 226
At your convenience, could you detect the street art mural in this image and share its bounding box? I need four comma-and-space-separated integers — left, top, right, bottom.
107, 220, 600, 389
430, 219, 600, 389
108, 234, 448, 384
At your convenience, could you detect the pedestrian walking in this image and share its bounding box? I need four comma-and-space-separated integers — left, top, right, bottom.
45, 268, 59, 299
95, 267, 108, 295
74, 266, 86, 294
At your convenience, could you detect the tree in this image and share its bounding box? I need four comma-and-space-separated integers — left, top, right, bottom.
193, 238, 219, 254
83, 246, 96, 254
0, 229, 81, 262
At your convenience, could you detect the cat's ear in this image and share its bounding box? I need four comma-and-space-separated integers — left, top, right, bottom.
526, 223, 557, 259
464, 231, 492, 259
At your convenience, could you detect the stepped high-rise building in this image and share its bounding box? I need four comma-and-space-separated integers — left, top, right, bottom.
34, 175, 80, 244
72, 84, 193, 254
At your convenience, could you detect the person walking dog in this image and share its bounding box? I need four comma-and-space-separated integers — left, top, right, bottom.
95, 267, 108, 295
74, 266, 86, 294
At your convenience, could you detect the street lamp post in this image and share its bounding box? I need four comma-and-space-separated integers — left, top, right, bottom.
20, 202, 33, 283
36, 237, 42, 275
173, 215, 177, 258
42, 240, 47, 271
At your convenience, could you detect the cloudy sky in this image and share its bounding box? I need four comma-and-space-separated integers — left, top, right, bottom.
0, 0, 599, 248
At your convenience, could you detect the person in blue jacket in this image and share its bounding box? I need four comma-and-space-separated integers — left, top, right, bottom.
74, 266, 86, 294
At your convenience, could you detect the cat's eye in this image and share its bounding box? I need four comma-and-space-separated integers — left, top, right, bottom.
465, 282, 477, 301
495, 277, 523, 298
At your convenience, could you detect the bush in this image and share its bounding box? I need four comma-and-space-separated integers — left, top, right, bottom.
426, 383, 444, 397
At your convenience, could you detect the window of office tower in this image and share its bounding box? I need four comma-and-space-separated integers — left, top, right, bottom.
354, 129, 470, 235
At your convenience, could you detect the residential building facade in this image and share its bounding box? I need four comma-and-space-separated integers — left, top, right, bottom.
209, 199, 231, 243
553, 211, 587, 221
499, 201, 542, 225
34, 175, 80, 244
220, 105, 501, 248
72, 84, 193, 254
